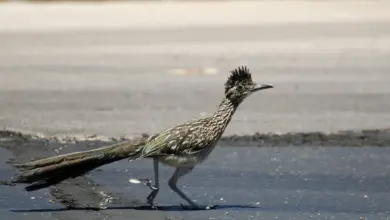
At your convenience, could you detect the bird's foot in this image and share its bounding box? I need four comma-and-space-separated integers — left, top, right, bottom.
129, 178, 160, 210
147, 198, 154, 207
180, 204, 217, 210
146, 189, 159, 209
145, 203, 159, 210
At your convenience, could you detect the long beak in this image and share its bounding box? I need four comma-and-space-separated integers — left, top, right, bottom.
251, 84, 273, 92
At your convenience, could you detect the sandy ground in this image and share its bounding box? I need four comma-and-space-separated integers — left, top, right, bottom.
1, 1, 390, 32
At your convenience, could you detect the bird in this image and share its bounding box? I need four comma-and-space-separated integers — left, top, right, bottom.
3, 66, 273, 210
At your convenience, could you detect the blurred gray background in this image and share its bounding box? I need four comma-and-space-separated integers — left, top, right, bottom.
0, 0, 389, 138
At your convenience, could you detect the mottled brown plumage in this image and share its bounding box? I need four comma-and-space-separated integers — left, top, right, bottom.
3, 66, 273, 210
135, 65, 273, 209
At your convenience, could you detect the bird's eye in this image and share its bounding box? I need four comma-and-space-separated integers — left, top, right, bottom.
237, 85, 244, 91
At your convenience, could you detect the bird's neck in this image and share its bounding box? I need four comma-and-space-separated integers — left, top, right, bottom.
209, 97, 240, 132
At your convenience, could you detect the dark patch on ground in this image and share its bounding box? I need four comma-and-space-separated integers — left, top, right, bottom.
0, 130, 122, 210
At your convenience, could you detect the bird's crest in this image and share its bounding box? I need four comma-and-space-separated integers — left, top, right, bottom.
225, 66, 252, 93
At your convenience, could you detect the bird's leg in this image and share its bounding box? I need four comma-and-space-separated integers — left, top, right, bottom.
168, 167, 217, 210
146, 158, 160, 208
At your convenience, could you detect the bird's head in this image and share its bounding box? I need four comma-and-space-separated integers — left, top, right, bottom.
224, 66, 273, 104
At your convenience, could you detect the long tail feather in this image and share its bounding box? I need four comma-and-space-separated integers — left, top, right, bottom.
8, 136, 148, 191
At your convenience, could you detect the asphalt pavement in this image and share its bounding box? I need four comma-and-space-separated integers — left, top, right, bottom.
1, 145, 390, 220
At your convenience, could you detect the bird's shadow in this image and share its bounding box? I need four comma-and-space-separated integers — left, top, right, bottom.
10, 204, 260, 213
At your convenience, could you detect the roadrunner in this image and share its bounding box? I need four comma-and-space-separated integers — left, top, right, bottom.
5, 66, 273, 210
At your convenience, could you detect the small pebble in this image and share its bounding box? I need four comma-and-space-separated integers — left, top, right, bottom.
129, 179, 141, 184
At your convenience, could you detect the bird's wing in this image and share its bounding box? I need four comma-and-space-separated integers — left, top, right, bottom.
140, 119, 208, 157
